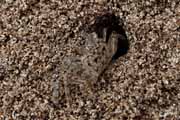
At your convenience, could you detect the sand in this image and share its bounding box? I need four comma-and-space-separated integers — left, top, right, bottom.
0, 0, 179, 119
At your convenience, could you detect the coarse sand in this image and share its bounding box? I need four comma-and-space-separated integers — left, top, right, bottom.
0, 0, 179, 119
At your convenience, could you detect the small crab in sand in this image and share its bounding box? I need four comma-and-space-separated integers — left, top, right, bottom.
51, 12, 129, 108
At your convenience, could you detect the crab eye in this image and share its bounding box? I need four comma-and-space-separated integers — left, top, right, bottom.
102, 46, 106, 51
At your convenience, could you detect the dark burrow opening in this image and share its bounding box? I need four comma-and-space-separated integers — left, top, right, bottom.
91, 12, 129, 61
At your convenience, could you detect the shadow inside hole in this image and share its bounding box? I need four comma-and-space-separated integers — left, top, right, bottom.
92, 12, 129, 61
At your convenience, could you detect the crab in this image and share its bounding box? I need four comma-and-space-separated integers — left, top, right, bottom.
51, 12, 129, 108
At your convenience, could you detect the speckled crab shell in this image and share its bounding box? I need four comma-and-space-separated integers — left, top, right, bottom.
52, 13, 128, 107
